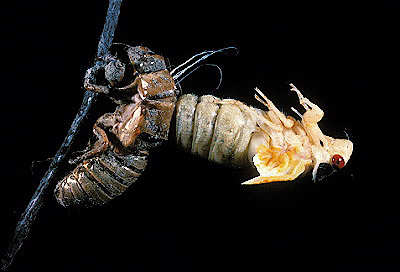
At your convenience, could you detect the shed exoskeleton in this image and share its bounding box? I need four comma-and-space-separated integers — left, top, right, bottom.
175, 84, 353, 184
55, 46, 177, 207
54, 46, 236, 207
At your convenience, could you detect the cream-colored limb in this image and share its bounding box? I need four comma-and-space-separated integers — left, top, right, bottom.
290, 84, 328, 148
255, 88, 294, 128
290, 84, 323, 123
310, 145, 330, 181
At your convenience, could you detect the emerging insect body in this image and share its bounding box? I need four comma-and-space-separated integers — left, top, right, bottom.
176, 94, 257, 167
176, 84, 353, 184
55, 46, 177, 207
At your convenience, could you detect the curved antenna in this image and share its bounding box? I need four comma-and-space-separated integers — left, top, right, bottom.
343, 129, 353, 142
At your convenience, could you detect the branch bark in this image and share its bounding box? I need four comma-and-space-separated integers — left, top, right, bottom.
1, 1, 123, 270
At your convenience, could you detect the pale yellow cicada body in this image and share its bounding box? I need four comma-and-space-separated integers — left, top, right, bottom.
176, 84, 353, 184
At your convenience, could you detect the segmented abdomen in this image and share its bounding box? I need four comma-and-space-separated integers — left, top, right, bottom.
175, 94, 257, 167
54, 150, 147, 207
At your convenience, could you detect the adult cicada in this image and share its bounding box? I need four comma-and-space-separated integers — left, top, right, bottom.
176, 84, 353, 184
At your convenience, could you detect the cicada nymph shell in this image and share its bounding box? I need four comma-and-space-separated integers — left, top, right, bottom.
55, 45, 176, 207
55, 46, 237, 208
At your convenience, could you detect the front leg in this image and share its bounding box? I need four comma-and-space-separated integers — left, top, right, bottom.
289, 84, 328, 148
255, 87, 294, 128
290, 83, 324, 123
69, 114, 115, 164
84, 66, 111, 94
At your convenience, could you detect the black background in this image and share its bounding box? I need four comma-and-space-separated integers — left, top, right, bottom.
0, 1, 398, 271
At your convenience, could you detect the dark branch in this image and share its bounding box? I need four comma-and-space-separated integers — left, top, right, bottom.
97, 0, 122, 59
1, 1, 123, 270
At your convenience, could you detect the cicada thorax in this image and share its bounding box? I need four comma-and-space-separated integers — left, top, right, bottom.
111, 69, 177, 153
175, 94, 257, 167
55, 45, 177, 207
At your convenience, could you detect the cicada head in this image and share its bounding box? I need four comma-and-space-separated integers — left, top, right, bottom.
311, 136, 353, 181
104, 58, 126, 86
327, 137, 353, 170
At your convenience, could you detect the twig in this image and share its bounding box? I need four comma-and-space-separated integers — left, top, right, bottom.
1, 1, 123, 270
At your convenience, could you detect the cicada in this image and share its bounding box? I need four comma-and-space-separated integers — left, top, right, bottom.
176, 84, 353, 184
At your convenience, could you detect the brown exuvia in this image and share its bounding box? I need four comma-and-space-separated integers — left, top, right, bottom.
54, 46, 177, 207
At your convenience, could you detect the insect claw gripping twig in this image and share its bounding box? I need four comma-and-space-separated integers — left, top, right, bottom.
1, 1, 123, 270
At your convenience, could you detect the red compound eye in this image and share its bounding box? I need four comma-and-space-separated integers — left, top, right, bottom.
332, 154, 345, 169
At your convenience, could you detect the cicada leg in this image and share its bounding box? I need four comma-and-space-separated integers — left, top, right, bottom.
83, 66, 111, 94
254, 87, 294, 129
69, 122, 111, 165
289, 84, 328, 148
290, 84, 324, 123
